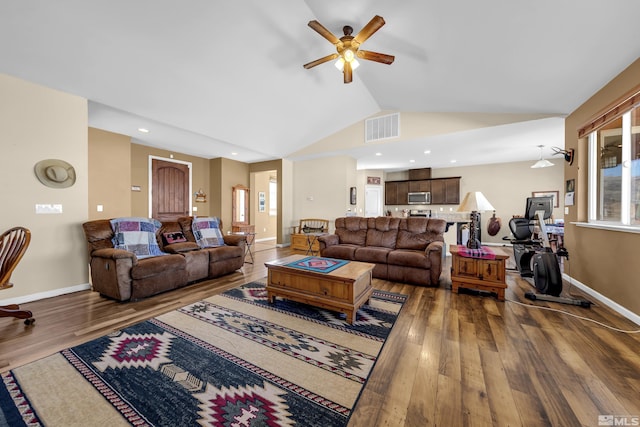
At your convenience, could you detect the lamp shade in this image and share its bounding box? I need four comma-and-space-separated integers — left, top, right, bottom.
457, 191, 495, 212
531, 158, 555, 168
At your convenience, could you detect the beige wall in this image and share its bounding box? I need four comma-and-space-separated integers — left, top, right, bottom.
0, 74, 89, 301
130, 143, 211, 218
291, 156, 358, 233
88, 128, 131, 220
564, 58, 640, 316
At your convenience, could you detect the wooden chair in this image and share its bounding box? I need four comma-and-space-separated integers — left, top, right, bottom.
294, 219, 329, 234
290, 219, 329, 255
0, 227, 34, 325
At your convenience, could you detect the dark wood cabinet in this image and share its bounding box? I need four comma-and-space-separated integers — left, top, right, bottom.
385, 181, 409, 205
430, 179, 445, 204
385, 176, 459, 205
408, 168, 431, 180
444, 177, 460, 204
409, 180, 431, 192
430, 177, 460, 205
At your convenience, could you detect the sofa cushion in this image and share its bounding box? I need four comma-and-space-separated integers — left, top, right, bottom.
164, 242, 201, 253
207, 245, 244, 262
396, 218, 446, 250
131, 254, 185, 280
321, 244, 359, 260
354, 246, 392, 264
365, 217, 400, 249
192, 217, 225, 248
388, 249, 431, 269
335, 217, 368, 245
110, 217, 166, 259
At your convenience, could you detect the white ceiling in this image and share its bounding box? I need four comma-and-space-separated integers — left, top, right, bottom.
2, 1, 640, 170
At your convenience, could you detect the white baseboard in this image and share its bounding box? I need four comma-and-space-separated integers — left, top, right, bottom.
561, 273, 640, 326
0, 283, 91, 306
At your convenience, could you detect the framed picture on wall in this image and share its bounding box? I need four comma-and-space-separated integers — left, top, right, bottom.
258, 191, 265, 212
532, 190, 559, 208
350, 187, 357, 205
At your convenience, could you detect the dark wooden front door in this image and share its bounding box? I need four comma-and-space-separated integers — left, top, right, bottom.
152, 159, 190, 221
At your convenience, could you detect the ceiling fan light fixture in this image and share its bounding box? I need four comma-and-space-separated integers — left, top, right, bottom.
334, 57, 345, 70
343, 49, 355, 62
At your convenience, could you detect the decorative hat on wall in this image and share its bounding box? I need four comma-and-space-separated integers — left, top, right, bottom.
34, 159, 76, 188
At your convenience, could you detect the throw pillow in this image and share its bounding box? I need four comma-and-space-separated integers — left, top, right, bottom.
162, 231, 187, 245
110, 217, 166, 259
192, 217, 226, 248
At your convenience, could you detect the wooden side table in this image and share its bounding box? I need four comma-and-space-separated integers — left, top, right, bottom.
449, 245, 509, 301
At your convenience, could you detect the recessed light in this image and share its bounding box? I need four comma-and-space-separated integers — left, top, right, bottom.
231, 152, 238, 156
423, 150, 431, 154
138, 128, 149, 133
375, 152, 382, 156
409, 159, 415, 163
450, 160, 457, 163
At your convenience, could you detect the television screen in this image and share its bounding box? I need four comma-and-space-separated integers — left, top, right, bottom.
525, 196, 553, 220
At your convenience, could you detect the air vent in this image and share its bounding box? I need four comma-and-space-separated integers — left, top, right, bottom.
365, 112, 400, 143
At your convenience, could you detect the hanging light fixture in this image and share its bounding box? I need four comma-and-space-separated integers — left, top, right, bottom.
531, 145, 555, 168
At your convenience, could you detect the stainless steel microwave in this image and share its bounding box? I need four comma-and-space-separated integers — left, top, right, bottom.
408, 192, 431, 205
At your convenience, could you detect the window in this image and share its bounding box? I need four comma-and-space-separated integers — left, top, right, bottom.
588, 105, 640, 226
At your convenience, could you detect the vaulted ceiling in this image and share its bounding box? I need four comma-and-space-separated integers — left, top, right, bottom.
2, 1, 640, 170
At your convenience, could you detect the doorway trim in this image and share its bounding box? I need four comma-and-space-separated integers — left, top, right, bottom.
148, 155, 193, 217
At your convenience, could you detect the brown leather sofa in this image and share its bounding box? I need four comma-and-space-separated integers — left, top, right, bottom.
82, 216, 246, 301
317, 216, 447, 286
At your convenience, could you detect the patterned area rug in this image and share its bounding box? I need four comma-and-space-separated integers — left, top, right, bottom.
0, 282, 406, 426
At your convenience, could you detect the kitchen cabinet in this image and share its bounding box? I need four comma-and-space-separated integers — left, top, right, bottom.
430, 177, 460, 205
385, 181, 409, 205
409, 180, 431, 192
385, 176, 460, 205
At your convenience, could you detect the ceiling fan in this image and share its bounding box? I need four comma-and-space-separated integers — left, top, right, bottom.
303, 15, 395, 84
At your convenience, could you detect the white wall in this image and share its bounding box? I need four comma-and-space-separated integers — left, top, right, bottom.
0, 74, 89, 302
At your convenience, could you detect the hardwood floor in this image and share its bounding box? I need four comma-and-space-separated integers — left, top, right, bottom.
1, 247, 639, 426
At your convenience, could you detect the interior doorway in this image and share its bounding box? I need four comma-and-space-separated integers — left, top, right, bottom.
365, 185, 383, 217
251, 170, 277, 250
150, 157, 192, 221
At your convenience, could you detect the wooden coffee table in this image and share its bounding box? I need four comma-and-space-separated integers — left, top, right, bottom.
264, 255, 375, 324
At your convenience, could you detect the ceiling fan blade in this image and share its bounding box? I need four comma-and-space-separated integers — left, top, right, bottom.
356, 50, 395, 65
308, 20, 340, 45
343, 61, 353, 84
353, 15, 385, 45
303, 53, 339, 69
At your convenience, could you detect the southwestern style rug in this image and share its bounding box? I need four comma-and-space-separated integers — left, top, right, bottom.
0, 282, 406, 426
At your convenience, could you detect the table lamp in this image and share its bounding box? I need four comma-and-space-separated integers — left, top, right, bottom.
457, 191, 495, 249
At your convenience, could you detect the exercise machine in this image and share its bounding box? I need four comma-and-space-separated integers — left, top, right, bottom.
507, 196, 591, 308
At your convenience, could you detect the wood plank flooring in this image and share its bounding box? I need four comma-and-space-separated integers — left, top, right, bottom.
1, 246, 639, 426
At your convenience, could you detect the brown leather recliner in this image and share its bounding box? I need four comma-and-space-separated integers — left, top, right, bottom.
82, 217, 246, 301
318, 216, 446, 287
